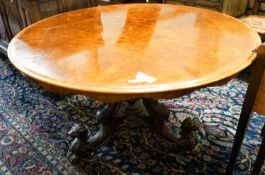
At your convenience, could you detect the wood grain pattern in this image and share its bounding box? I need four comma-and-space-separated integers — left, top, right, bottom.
222, 0, 248, 17
8, 4, 261, 102
253, 69, 265, 115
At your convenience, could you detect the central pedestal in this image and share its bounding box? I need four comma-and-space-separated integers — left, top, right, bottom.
67, 98, 199, 163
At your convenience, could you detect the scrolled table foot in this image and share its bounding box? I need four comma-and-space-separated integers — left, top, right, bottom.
143, 98, 199, 151
162, 117, 198, 151
67, 123, 92, 163
158, 117, 199, 152
67, 103, 121, 163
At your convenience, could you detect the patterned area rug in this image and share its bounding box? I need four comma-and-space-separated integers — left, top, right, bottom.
0, 56, 265, 175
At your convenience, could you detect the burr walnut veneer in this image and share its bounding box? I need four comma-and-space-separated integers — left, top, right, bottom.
8, 4, 261, 162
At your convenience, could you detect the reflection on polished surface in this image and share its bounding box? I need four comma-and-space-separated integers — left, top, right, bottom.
8, 4, 261, 102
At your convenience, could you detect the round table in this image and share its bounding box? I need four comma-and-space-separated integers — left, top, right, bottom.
8, 4, 261, 162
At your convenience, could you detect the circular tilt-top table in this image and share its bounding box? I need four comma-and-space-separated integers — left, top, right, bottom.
8, 4, 261, 162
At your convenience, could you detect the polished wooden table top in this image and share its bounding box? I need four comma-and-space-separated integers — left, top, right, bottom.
8, 4, 261, 102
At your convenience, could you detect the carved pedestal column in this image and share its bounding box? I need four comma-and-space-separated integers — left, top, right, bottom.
67, 99, 199, 163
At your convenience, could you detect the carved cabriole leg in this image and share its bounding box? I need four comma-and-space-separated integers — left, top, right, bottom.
87, 103, 122, 147
142, 98, 198, 151
67, 103, 122, 163
142, 98, 175, 140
